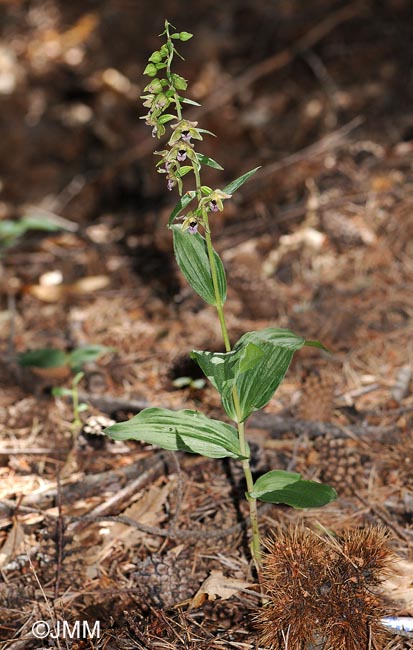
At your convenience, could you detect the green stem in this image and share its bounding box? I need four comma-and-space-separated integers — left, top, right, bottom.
72, 386, 80, 429
189, 96, 262, 571
165, 23, 182, 120
202, 209, 262, 569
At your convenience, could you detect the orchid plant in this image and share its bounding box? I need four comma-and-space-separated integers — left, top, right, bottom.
104, 20, 336, 569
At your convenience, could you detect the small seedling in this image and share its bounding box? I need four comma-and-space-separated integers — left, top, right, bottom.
52, 372, 89, 431
18, 344, 112, 432
0, 214, 65, 253
104, 21, 336, 570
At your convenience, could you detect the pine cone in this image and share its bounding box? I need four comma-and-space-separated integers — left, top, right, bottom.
312, 435, 372, 495
133, 549, 202, 609
202, 599, 245, 630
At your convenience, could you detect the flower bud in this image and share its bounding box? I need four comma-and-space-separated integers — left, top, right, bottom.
143, 63, 157, 77
148, 50, 163, 63
178, 31, 193, 41
144, 78, 163, 94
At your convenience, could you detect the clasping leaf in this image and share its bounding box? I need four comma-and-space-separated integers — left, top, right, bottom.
104, 407, 249, 459
192, 328, 321, 422
172, 225, 227, 305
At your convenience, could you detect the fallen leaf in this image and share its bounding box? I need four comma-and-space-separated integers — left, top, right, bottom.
190, 570, 254, 608
71, 275, 110, 294
383, 558, 413, 610
25, 275, 110, 302
0, 521, 25, 569
25, 283, 65, 302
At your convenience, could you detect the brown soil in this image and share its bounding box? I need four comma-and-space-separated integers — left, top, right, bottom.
0, 1, 413, 648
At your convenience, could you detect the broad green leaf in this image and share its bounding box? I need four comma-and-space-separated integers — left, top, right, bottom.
238, 342, 264, 373
172, 225, 227, 305
168, 190, 196, 227
104, 407, 248, 459
226, 329, 312, 421
222, 166, 261, 196
190, 349, 236, 399
192, 328, 311, 422
18, 348, 67, 368
68, 345, 112, 371
196, 153, 224, 171
250, 470, 301, 497
250, 470, 337, 508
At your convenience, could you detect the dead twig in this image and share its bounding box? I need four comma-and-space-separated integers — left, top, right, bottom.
53, 472, 64, 600
0, 447, 66, 455
247, 116, 363, 184
66, 454, 167, 534
66, 503, 273, 542
249, 411, 396, 442
77, 391, 149, 414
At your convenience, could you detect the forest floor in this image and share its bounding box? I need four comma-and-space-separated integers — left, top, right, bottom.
0, 0, 413, 648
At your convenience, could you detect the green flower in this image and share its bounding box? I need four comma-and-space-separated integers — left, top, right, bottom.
200, 189, 232, 212
169, 119, 203, 145
167, 142, 196, 164
182, 213, 199, 234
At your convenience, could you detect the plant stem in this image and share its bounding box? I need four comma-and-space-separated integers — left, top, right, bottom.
192, 137, 262, 569
165, 22, 182, 120
202, 207, 262, 569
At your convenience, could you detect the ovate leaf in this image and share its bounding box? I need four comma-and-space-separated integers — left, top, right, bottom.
250, 470, 301, 496
192, 328, 312, 422
224, 328, 307, 421
172, 225, 227, 305
250, 470, 337, 508
104, 407, 248, 459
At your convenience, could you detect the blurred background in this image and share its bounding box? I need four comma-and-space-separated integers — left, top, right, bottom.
1, 0, 413, 403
